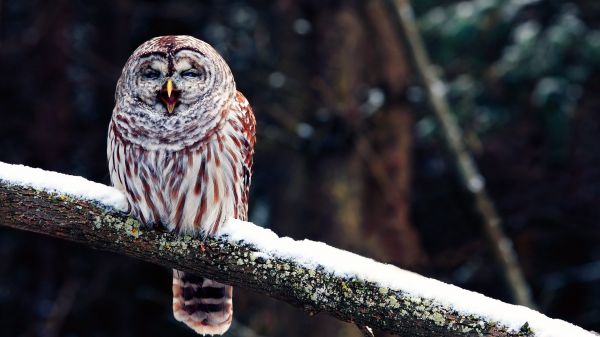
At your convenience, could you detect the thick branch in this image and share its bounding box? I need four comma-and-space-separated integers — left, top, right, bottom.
0, 166, 593, 337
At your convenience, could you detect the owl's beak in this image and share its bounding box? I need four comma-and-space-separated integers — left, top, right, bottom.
158, 78, 181, 114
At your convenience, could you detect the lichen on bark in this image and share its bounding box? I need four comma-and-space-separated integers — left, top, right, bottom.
0, 181, 537, 337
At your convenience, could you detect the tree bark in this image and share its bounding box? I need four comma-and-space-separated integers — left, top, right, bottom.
0, 179, 545, 337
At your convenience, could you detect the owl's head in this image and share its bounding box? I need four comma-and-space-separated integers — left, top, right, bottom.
113, 36, 236, 150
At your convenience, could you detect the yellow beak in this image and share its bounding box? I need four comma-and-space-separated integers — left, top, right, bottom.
166, 78, 174, 98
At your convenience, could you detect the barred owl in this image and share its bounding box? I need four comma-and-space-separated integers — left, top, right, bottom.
107, 35, 255, 335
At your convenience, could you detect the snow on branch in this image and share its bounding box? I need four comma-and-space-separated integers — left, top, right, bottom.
0, 161, 595, 337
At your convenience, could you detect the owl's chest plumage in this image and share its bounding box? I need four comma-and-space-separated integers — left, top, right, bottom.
108, 96, 253, 236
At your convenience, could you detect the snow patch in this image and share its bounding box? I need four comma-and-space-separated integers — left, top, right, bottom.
0, 161, 127, 211
221, 219, 595, 337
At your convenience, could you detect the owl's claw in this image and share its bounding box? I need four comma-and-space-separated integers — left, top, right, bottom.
150, 221, 172, 232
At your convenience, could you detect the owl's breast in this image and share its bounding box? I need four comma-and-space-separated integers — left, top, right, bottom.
108, 119, 246, 236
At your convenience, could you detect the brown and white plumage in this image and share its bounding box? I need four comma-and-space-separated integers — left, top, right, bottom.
107, 35, 255, 335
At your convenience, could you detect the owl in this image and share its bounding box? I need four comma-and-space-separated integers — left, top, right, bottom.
107, 35, 255, 335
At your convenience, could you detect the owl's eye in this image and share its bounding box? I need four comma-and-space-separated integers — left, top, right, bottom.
181, 69, 200, 78
142, 69, 161, 80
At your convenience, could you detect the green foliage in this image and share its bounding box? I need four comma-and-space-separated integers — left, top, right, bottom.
417, 0, 599, 162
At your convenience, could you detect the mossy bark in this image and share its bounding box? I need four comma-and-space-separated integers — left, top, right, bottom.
0, 181, 533, 337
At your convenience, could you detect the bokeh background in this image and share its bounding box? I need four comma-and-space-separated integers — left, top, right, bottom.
1, 0, 599, 336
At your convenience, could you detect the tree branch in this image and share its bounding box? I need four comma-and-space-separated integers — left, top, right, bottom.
384, 0, 536, 309
0, 163, 593, 337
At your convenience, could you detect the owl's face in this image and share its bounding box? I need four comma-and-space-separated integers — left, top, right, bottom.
130, 49, 215, 116
113, 36, 236, 150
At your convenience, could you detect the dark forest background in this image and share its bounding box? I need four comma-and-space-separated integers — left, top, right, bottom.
1, 0, 599, 336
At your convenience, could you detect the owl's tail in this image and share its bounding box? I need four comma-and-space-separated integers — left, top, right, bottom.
172, 270, 233, 335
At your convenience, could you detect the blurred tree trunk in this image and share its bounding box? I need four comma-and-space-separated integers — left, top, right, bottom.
312, 5, 368, 262
361, 0, 425, 268
309, 1, 425, 269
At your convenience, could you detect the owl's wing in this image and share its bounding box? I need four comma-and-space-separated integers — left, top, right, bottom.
234, 91, 256, 221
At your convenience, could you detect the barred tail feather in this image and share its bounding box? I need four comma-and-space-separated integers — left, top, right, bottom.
172, 270, 233, 335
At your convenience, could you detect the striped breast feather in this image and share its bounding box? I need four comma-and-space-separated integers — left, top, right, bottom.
108, 91, 256, 234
